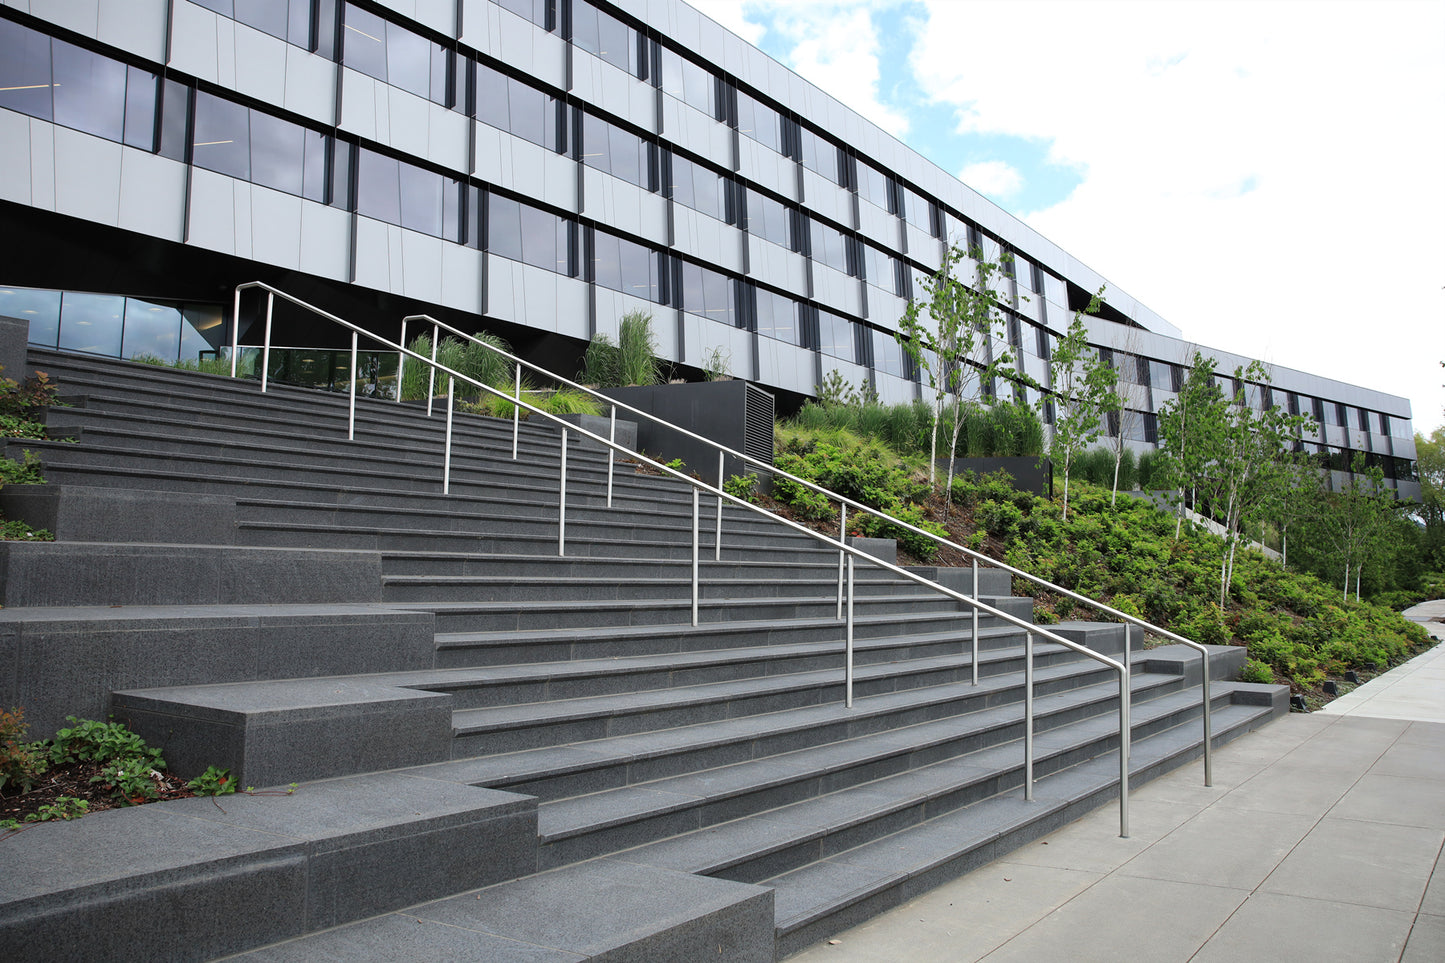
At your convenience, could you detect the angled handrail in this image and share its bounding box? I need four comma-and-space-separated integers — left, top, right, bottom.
229, 282, 1137, 835
393, 311, 1214, 787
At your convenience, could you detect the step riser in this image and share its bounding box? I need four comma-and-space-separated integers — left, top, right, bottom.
536, 682, 1215, 872
454, 653, 1122, 756
381, 579, 942, 604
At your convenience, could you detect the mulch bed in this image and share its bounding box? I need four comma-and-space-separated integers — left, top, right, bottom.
2, 760, 195, 832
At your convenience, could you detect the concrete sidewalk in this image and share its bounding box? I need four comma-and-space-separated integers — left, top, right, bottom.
786, 606, 1445, 963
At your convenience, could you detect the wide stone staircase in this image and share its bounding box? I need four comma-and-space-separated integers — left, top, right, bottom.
0, 348, 1287, 961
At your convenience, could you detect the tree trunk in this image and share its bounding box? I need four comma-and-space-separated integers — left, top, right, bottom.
1342, 562, 1349, 603
1111, 441, 1121, 507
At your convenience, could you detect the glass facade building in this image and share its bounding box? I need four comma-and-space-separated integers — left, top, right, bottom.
0, 0, 1418, 494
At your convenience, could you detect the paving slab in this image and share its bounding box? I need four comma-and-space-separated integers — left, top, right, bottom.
783, 632, 1445, 963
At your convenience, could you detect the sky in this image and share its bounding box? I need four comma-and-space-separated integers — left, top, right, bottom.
689, 0, 1445, 435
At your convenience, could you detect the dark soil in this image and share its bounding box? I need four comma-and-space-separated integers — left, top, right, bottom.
1, 760, 196, 834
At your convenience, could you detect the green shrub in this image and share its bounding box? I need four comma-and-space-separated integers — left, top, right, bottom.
1240, 658, 1275, 684
723, 473, 759, 503
0, 707, 47, 794
0, 450, 45, 486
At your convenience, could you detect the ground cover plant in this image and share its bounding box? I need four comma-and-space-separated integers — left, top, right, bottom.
764, 419, 1434, 703
0, 712, 256, 837
0, 365, 58, 540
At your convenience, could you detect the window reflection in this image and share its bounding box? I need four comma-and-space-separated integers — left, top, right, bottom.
745, 190, 793, 250
188, 0, 313, 48
660, 48, 715, 117
193, 92, 328, 202
0, 287, 62, 347
0, 20, 158, 148
816, 308, 855, 361
476, 63, 563, 151
496, 0, 554, 31
670, 154, 729, 222
680, 262, 736, 326
872, 328, 902, 377
356, 148, 461, 240
863, 244, 899, 295
735, 91, 780, 153
809, 220, 857, 276
572, 0, 642, 78
58, 292, 125, 356
592, 230, 660, 302
488, 195, 572, 274
343, 3, 451, 107
800, 128, 841, 184
122, 299, 184, 360
754, 288, 797, 344
581, 113, 654, 191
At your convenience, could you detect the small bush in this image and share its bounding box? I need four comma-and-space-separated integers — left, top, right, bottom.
723, 473, 759, 503
0, 450, 46, 486
0, 708, 47, 795
1240, 658, 1275, 684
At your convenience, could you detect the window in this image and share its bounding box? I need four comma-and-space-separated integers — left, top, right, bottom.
754, 288, 797, 344
809, 219, 853, 275
745, 189, 793, 249
57, 292, 125, 356
572, 0, 642, 78
1150, 360, 1176, 393
475, 63, 563, 151
356, 148, 462, 240
735, 90, 780, 153
856, 161, 892, 211
496, 0, 554, 31
670, 154, 729, 222
659, 49, 716, 117
799, 128, 841, 184
188, 0, 313, 48
902, 186, 938, 236
0, 21, 161, 149
816, 308, 856, 361
872, 328, 903, 377
343, 4, 451, 107
680, 262, 738, 327
862, 245, 900, 295
487, 195, 572, 274
592, 230, 661, 302
581, 113, 654, 190
0, 286, 62, 347
193, 92, 328, 202
1035, 326, 1050, 361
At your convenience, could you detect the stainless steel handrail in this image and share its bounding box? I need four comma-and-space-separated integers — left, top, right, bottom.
228, 282, 1137, 836
390, 311, 1214, 787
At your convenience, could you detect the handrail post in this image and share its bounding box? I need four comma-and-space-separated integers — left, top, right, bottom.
260, 292, 275, 392
1201, 647, 1213, 787
606, 406, 616, 507
426, 324, 438, 417
714, 451, 724, 562
691, 488, 700, 627
971, 559, 980, 686
1119, 660, 1131, 838
558, 428, 568, 556
511, 364, 521, 460
1024, 630, 1034, 801
347, 330, 358, 441
395, 318, 407, 404
441, 380, 454, 494
845, 553, 855, 708
229, 286, 241, 378
836, 504, 847, 621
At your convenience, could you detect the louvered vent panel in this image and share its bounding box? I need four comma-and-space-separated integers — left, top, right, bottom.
743, 383, 775, 466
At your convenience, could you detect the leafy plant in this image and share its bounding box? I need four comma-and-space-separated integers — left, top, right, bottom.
702, 345, 732, 381
0, 707, 48, 794
0, 450, 46, 486
187, 765, 238, 796
1240, 658, 1275, 685
723, 473, 759, 503
0, 519, 53, 541
26, 796, 88, 822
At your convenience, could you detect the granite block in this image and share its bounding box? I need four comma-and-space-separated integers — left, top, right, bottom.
0, 485, 238, 544
113, 679, 456, 785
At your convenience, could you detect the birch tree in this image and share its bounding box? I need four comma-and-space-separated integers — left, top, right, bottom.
1042, 289, 1116, 520
895, 243, 1017, 517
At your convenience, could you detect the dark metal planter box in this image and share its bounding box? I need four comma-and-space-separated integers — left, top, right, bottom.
601, 381, 774, 482
939, 456, 1054, 498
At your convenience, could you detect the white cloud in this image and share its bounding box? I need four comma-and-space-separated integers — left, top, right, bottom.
686, 0, 765, 46
958, 160, 1023, 200
695, 2, 911, 139
908, 0, 1445, 428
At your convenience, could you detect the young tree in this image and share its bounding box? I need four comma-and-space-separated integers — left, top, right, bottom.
1041, 288, 1116, 520
1414, 427, 1445, 570
1154, 352, 1228, 538
895, 243, 1017, 516
1103, 329, 1149, 506
1313, 455, 1398, 601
